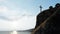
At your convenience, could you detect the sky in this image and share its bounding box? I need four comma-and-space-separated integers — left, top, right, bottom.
0, 0, 60, 31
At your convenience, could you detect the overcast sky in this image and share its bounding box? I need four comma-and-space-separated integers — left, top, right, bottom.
0, 0, 60, 31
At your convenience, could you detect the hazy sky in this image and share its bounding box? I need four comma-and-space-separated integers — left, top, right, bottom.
0, 0, 60, 31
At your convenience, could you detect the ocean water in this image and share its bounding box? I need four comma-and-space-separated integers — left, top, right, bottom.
0, 31, 31, 34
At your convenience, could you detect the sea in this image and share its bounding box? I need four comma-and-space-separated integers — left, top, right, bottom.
0, 31, 31, 34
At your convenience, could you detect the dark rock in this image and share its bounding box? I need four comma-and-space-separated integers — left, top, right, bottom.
34, 3, 60, 34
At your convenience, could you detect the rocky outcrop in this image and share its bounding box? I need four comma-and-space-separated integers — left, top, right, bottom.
34, 3, 60, 34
